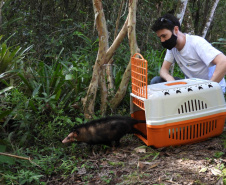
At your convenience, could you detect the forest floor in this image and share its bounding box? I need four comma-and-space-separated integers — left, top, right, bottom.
47, 131, 226, 185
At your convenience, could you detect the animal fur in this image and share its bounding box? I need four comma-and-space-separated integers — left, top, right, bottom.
62, 116, 146, 146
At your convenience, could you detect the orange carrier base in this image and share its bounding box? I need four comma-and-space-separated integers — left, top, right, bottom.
131, 110, 226, 148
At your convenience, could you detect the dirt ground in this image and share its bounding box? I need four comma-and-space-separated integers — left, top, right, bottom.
47, 132, 226, 185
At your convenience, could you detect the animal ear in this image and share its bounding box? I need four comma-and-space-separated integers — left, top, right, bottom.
74, 130, 79, 137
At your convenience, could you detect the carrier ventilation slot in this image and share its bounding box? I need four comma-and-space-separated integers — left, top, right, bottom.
178, 99, 207, 114
168, 120, 217, 140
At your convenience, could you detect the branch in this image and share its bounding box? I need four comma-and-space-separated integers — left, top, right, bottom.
0, 152, 41, 167
82, 0, 109, 118
128, 0, 139, 56
105, 16, 128, 63
114, 0, 126, 39
110, 0, 139, 111
104, 12, 128, 99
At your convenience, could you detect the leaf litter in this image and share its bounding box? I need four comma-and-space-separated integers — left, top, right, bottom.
45, 132, 226, 185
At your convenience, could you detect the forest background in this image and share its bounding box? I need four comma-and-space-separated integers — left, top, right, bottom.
0, 0, 226, 184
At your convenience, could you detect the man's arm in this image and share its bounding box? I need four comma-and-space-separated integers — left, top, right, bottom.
160, 60, 175, 81
210, 53, 226, 83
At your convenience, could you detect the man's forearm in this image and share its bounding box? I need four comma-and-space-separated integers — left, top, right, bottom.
211, 54, 226, 83
160, 69, 175, 82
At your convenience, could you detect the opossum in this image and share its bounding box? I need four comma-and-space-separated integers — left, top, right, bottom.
62, 116, 146, 146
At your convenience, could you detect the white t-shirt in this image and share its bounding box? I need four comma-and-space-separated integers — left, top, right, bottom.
164, 34, 225, 92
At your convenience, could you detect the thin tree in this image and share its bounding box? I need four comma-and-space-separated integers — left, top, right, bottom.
82, 0, 109, 118
109, 0, 139, 111
201, 0, 220, 38
170, 0, 188, 75
183, 6, 195, 35
82, 0, 137, 118
175, 0, 188, 25
0, 0, 4, 29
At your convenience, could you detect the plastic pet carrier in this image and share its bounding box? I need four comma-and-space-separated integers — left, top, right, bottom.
130, 53, 226, 148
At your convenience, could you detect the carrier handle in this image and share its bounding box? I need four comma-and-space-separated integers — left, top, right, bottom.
132, 53, 144, 59
165, 82, 187, 86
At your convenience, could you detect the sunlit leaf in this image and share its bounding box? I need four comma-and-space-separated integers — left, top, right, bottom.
65, 74, 74, 80
199, 167, 208, 173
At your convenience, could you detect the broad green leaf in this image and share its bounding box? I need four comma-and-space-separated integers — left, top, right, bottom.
17, 72, 34, 92
32, 84, 41, 97
55, 89, 61, 101
27, 100, 37, 112
0, 86, 14, 95
0, 145, 16, 165
0, 110, 13, 121
75, 117, 83, 124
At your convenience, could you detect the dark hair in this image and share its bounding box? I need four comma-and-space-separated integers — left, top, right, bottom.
151, 13, 181, 32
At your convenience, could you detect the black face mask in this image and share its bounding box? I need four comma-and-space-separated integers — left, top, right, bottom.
161, 33, 177, 50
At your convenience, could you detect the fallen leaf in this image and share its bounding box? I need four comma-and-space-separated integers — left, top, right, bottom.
77, 167, 86, 175
140, 161, 152, 165
199, 167, 208, 173
134, 147, 146, 153
211, 168, 222, 176
179, 152, 187, 155
137, 161, 159, 170
137, 161, 145, 169
100, 161, 108, 166
149, 163, 159, 169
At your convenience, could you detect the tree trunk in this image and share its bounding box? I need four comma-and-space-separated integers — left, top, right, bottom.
99, 15, 129, 116
82, 1, 129, 118
175, 0, 188, 25
183, 6, 195, 35
106, 0, 126, 96
105, 16, 129, 96
194, 0, 201, 34
127, 0, 139, 55
201, 0, 219, 38
105, 17, 129, 63
110, 0, 139, 111
82, 0, 109, 119
99, 66, 108, 116
171, 0, 188, 75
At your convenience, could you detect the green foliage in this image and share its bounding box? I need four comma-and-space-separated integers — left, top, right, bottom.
0, 87, 33, 145
212, 38, 226, 53
0, 30, 99, 148
144, 46, 185, 80
0, 86, 75, 147
0, 35, 24, 74
0, 1, 225, 184
0, 145, 15, 165
220, 132, 226, 149
0, 35, 32, 94
16, 170, 43, 185
18, 57, 76, 112
214, 151, 225, 159
0, 146, 66, 184
144, 48, 166, 79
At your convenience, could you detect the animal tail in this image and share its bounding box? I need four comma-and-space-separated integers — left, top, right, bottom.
133, 119, 146, 124
132, 119, 147, 139
133, 128, 147, 139
137, 120, 146, 123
